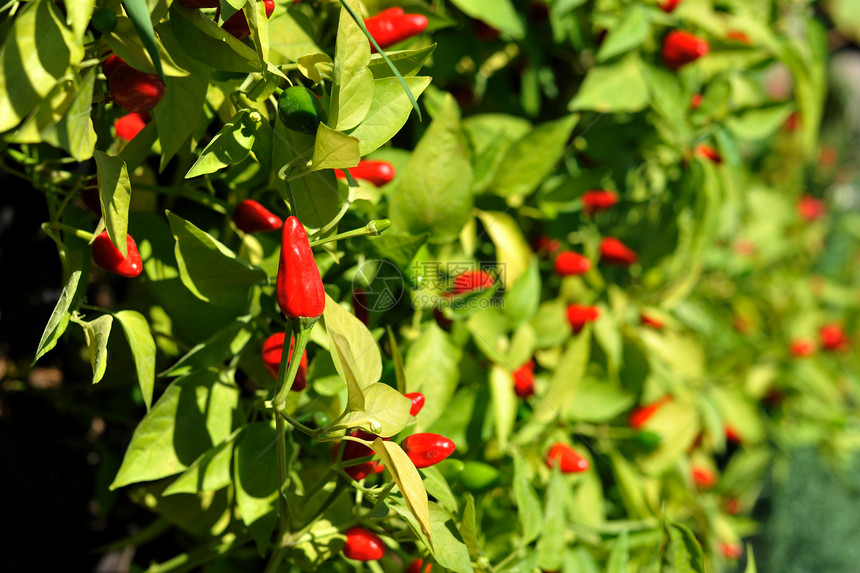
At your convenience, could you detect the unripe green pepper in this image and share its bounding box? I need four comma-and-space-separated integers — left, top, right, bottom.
278, 86, 327, 135
91, 8, 117, 34
634, 430, 663, 450
459, 461, 500, 491
434, 458, 464, 482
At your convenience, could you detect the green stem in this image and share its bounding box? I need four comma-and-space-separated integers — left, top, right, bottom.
311, 200, 352, 239
143, 533, 251, 573
273, 319, 316, 407
43, 221, 93, 242
275, 413, 289, 537
308, 219, 391, 247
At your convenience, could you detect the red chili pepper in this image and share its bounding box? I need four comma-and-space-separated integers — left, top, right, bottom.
333, 430, 381, 480
581, 190, 618, 215
789, 339, 815, 358
554, 251, 591, 277
114, 112, 150, 141
662, 30, 709, 70
401, 433, 456, 468
797, 195, 826, 221
513, 360, 535, 398
232, 199, 283, 233
532, 235, 561, 258
726, 30, 750, 44
545, 443, 589, 473
276, 216, 326, 320
819, 324, 849, 352
222, 0, 275, 39
659, 0, 683, 12
407, 558, 432, 573
690, 93, 703, 109
725, 498, 741, 514
725, 425, 741, 444
451, 270, 494, 294
261, 332, 308, 391
352, 287, 370, 326
696, 144, 722, 164
566, 304, 599, 334
719, 542, 743, 560
364, 7, 428, 51
107, 58, 165, 113
92, 231, 143, 278
629, 396, 669, 429
640, 314, 664, 330
343, 526, 386, 561
334, 160, 396, 187
404, 392, 425, 416
600, 237, 638, 266
692, 466, 716, 488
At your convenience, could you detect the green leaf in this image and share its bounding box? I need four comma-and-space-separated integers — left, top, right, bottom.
122, 0, 163, 78
365, 232, 429, 272
104, 16, 190, 77
607, 530, 629, 573
449, 0, 524, 39
162, 316, 253, 378
489, 364, 517, 451
235, 421, 280, 553
367, 44, 436, 79
268, 10, 322, 63
342, 382, 411, 438
391, 95, 473, 242
111, 369, 239, 489
164, 431, 239, 495
725, 103, 794, 141
67, 0, 96, 42
329, 0, 372, 131
347, 76, 431, 155
370, 439, 433, 546
186, 109, 261, 178
526, 325, 590, 428
34, 251, 83, 364
537, 466, 567, 572
513, 455, 542, 544
420, 466, 459, 514
78, 314, 114, 385
323, 292, 383, 394
566, 377, 635, 423
167, 211, 267, 309
114, 311, 156, 409
609, 450, 651, 519
94, 151, 132, 257
744, 545, 757, 573
665, 522, 706, 573
569, 54, 649, 113
408, 322, 462, 432
169, 4, 263, 73
312, 123, 360, 170
245, 0, 270, 69
460, 494, 480, 561
596, 7, 649, 63
504, 256, 541, 327
51, 67, 97, 161
0, 0, 82, 133
475, 209, 533, 288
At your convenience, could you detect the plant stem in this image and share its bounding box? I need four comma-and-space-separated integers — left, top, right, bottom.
275, 413, 289, 539
308, 219, 391, 247
273, 320, 316, 407
43, 221, 94, 242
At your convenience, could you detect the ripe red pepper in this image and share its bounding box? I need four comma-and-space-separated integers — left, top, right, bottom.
725, 424, 741, 444
640, 314, 664, 330
532, 235, 561, 258
726, 30, 750, 44
692, 466, 716, 488
819, 324, 849, 351
513, 360, 535, 398
92, 231, 143, 278
334, 430, 382, 480
276, 216, 325, 320
232, 199, 283, 233
451, 270, 495, 294
261, 332, 308, 391
404, 392, 425, 416
407, 558, 432, 573
106, 58, 166, 113
659, 0, 683, 12
343, 526, 386, 561
719, 542, 743, 560
629, 396, 670, 429
789, 339, 815, 358
566, 304, 599, 334
114, 112, 150, 141
582, 190, 618, 215
725, 498, 741, 515
600, 237, 638, 266
401, 433, 456, 468
334, 160, 396, 187
696, 144, 722, 164
554, 251, 591, 277
545, 443, 589, 473
797, 195, 826, 221
222, 0, 275, 39
662, 30, 709, 70
364, 7, 428, 51
690, 93, 703, 109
